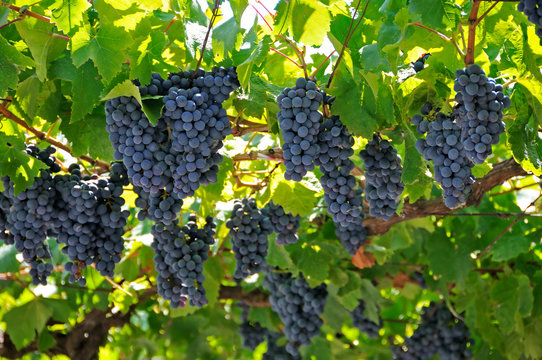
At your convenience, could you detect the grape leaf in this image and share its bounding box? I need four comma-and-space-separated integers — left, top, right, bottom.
0, 245, 20, 273
71, 60, 104, 123
15, 16, 58, 81
0, 51, 18, 95
71, 23, 132, 81
271, 181, 317, 216
409, 0, 446, 30
129, 30, 168, 86
48, 0, 90, 34
275, 0, 331, 46
3, 300, 53, 350
0, 134, 48, 194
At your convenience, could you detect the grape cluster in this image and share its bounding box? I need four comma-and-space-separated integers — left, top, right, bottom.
161, 85, 230, 198
518, 0, 542, 42
263, 331, 298, 360
239, 306, 266, 350
262, 201, 301, 245
314, 116, 367, 255
412, 104, 475, 209
413, 53, 431, 72
151, 216, 216, 308
56, 162, 129, 285
360, 135, 405, 221
263, 270, 327, 357
0, 145, 129, 286
350, 300, 382, 338
277, 78, 324, 182
392, 303, 472, 360
226, 198, 273, 280
454, 64, 511, 164
105, 67, 239, 223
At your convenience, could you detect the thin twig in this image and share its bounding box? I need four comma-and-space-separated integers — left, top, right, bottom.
270, 47, 302, 68
164, 17, 177, 33
476, 193, 542, 259
250, 3, 273, 31
311, 50, 336, 80
0, 17, 23, 30
409, 22, 451, 41
193, 0, 220, 76
473, 0, 499, 26
327, 0, 370, 88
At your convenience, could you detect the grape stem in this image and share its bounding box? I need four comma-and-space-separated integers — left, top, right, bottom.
270, 47, 303, 68
465, 0, 481, 66
327, 0, 371, 88
250, 3, 274, 31
473, 0, 500, 27
310, 50, 337, 80
163, 17, 177, 33
0, 17, 23, 30
0, 102, 111, 170
193, 0, 221, 77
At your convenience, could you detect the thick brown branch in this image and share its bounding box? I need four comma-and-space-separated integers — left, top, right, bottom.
218, 286, 270, 307
364, 158, 528, 235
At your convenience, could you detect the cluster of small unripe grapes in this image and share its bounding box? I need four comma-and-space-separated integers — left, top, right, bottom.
263, 270, 327, 358
226, 198, 273, 280
454, 64, 511, 164
412, 104, 475, 209
0, 145, 129, 286
262, 201, 301, 245
413, 53, 431, 72
360, 134, 405, 221
392, 303, 472, 360
350, 300, 382, 338
150, 215, 216, 308
518, 0, 542, 41
105, 67, 239, 224
277, 78, 324, 182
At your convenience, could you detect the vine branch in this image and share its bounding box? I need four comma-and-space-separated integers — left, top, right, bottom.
1, 2, 51, 23
465, 0, 481, 66
193, 0, 220, 75
0, 104, 110, 170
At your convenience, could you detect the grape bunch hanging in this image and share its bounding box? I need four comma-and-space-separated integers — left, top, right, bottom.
0, 145, 129, 286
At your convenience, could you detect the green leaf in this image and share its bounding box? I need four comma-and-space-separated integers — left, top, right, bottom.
130, 31, 168, 86
266, 238, 297, 273
38, 330, 55, 352
71, 23, 132, 81
141, 97, 165, 126
409, 0, 445, 30
48, 0, 91, 33
506, 81, 542, 175
71, 60, 104, 122
302, 336, 332, 360
0, 51, 18, 95
491, 275, 520, 334
0, 135, 48, 194
328, 64, 378, 138
15, 16, 57, 81
0, 245, 20, 273
275, 0, 331, 46
3, 300, 53, 350
212, 17, 242, 59
60, 109, 114, 161
272, 181, 317, 216
426, 233, 472, 286
293, 244, 332, 286
236, 36, 271, 90
103, 79, 142, 104
0, 35, 33, 66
